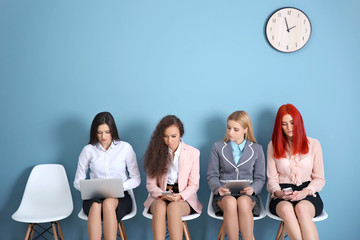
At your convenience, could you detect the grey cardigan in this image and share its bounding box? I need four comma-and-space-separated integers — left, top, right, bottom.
207, 140, 265, 195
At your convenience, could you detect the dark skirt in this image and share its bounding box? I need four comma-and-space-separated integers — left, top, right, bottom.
212, 193, 261, 217
83, 190, 132, 222
269, 181, 323, 217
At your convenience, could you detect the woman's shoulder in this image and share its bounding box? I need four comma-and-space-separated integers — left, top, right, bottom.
114, 140, 134, 150
307, 137, 321, 149
212, 140, 227, 148
248, 141, 264, 151
182, 141, 200, 154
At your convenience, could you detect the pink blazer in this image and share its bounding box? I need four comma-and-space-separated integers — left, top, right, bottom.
143, 141, 203, 213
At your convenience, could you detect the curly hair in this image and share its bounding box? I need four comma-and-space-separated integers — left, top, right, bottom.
144, 115, 184, 178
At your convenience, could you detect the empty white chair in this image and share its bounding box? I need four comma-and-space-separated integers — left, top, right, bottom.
12, 164, 73, 240
142, 205, 201, 240
78, 189, 137, 240
265, 193, 328, 240
207, 192, 266, 240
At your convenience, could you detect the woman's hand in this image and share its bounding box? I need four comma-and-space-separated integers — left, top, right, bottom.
274, 190, 293, 200
218, 187, 231, 196
290, 189, 310, 201
240, 187, 254, 195
161, 193, 182, 202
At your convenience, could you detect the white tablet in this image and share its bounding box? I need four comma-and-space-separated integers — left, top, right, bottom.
224, 180, 251, 195
80, 178, 124, 200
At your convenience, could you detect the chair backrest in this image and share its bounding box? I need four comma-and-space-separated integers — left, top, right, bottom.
12, 164, 73, 222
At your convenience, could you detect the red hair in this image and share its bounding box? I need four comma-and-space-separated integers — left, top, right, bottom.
271, 104, 309, 158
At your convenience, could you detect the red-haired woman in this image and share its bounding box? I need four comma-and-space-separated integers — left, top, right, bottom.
267, 104, 325, 240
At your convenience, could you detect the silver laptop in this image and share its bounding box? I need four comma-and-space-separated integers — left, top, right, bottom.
79, 178, 124, 200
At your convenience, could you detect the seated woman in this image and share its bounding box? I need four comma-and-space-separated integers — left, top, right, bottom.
143, 115, 202, 240
74, 112, 141, 240
207, 110, 265, 240
267, 104, 325, 240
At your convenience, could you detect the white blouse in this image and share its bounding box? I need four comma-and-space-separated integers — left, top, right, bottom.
74, 140, 141, 191
167, 141, 181, 185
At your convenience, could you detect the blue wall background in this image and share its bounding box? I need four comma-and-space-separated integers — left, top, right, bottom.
1, 0, 359, 239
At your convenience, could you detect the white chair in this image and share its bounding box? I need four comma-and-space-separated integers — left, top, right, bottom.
142, 204, 201, 240
78, 189, 137, 240
207, 192, 266, 240
12, 164, 73, 240
265, 193, 328, 240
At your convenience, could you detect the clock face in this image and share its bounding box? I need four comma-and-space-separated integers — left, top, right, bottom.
266, 7, 312, 53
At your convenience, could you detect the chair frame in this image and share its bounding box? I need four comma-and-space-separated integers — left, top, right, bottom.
78, 189, 137, 240
207, 192, 266, 240
142, 205, 201, 240
265, 193, 328, 240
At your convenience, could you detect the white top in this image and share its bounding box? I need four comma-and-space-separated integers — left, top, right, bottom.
74, 140, 141, 191
167, 141, 181, 185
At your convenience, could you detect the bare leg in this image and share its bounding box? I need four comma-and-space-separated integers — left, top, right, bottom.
295, 200, 318, 240
167, 201, 191, 240
218, 196, 239, 240
237, 196, 255, 240
150, 199, 167, 240
102, 198, 119, 240
87, 202, 102, 240
276, 201, 302, 240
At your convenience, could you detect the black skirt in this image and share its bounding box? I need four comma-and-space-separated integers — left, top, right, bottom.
212, 193, 261, 217
269, 181, 324, 217
83, 190, 132, 222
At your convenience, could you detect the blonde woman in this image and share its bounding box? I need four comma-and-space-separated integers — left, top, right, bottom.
207, 111, 265, 240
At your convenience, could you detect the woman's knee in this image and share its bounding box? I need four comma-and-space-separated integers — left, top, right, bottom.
150, 199, 167, 216
102, 198, 118, 211
276, 201, 296, 220
237, 196, 253, 213
294, 201, 315, 219
220, 196, 237, 212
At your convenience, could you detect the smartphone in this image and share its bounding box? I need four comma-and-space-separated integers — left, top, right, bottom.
283, 187, 293, 195
161, 191, 173, 196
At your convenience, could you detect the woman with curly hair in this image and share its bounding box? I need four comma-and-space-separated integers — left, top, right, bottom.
143, 115, 202, 240
267, 104, 325, 240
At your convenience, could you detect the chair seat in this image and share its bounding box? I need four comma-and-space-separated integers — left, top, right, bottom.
207, 193, 266, 221
265, 193, 328, 222
142, 207, 201, 221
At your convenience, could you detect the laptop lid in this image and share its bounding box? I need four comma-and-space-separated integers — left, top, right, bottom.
79, 178, 124, 200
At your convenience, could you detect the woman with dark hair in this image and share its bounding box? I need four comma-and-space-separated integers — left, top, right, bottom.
267, 104, 325, 240
74, 112, 141, 240
143, 115, 202, 240
207, 110, 265, 240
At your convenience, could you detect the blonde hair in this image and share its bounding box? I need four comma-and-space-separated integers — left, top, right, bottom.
223, 110, 257, 143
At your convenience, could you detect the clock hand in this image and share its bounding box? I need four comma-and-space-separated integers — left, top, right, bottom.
284, 17, 290, 32
288, 25, 296, 31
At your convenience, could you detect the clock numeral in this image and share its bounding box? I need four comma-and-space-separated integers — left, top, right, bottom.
286, 45, 289, 50
295, 43, 298, 48
272, 18, 276, 23
278, 42, 280, 46
305, 28, 308, 33
304, 20, 307, 24
272, 35, 274, 40
278, 12, 282, 17
270, 27, 272, 32
298, 13, 300, 18
302, 36, 305, 41
287, 10, 291, 15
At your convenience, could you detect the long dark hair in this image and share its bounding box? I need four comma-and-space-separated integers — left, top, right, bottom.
144, 115, 184, 178
89, 112, 120, 145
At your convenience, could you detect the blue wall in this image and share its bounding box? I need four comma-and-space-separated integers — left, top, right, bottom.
1, 0, 359, 239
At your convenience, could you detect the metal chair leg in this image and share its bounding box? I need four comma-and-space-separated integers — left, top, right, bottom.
118, 221, 128, 240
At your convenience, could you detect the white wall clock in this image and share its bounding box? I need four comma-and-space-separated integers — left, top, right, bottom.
265, 7, 312, 53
